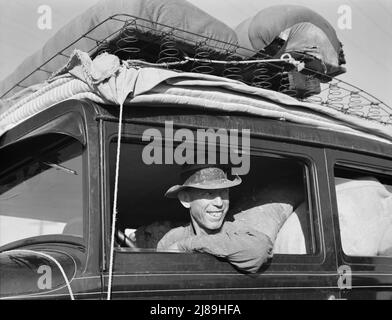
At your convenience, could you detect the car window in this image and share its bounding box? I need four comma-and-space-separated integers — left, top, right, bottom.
109, 138, 318, 256
0, 137, 84, 247
334, 166, 392, 257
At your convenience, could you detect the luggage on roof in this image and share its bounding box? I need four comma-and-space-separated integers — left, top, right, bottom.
235, 5, 346, 77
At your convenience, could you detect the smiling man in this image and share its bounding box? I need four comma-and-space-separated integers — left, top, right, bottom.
157, 165, 273, 273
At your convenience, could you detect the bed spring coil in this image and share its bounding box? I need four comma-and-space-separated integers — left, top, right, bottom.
251, 63, 273, 89
190, 43, 215, 74
157, 32, 181, 64
115, 20, 141, 59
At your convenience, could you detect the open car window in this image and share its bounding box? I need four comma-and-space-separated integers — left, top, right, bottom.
109, 137, 319, 256
0, 136, 85, 247
334, 166, 392, 258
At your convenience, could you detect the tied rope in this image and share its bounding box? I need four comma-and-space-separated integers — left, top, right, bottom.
123, 53, 305, 72
107, 101, 125, 300
4, 249, 75, 300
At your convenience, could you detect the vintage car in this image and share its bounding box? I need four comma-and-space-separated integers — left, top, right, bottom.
1, 0, 392, 300
1, 90, 392, 299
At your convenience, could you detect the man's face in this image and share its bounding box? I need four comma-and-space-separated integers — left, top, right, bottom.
186, 188, 229, 234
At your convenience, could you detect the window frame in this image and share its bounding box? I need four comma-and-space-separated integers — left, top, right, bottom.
325, 148, 392, 268
0, 134, 88, 252
103, 120, 332, 274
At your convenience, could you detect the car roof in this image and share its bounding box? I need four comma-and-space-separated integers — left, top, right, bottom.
98, 102, 392, 160
1, 99, 392, 161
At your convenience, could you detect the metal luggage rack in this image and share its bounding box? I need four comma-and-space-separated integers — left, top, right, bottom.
2, 14, 392, 125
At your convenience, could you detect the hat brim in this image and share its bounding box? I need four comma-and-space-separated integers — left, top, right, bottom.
165, 175, 242, 198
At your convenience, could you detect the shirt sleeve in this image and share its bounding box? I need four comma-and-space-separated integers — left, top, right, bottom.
176, 222, 273, 273
156, 234, 171, 250
157, 226, 188, 250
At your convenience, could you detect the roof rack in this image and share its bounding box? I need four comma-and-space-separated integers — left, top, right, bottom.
2, 14, 391, 125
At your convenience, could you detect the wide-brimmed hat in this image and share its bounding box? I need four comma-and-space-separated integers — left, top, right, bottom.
165, 164, 242, 198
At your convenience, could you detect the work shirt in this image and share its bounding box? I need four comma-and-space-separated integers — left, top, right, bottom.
157, 220, 273, 273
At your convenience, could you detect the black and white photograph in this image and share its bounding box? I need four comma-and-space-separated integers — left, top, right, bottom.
0, 0, 391, 305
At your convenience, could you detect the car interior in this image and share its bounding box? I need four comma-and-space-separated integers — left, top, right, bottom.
110, 140, 314, 254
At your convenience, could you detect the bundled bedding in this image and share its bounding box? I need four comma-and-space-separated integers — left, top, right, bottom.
1, 0, 386, 146
235, 5, 346, 77
0, 50, 390, 145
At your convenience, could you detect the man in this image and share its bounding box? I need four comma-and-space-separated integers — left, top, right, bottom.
157, 164, 274, 273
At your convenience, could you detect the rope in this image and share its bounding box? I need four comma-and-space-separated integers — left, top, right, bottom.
124, 59, 188, 68
3, 249, 75, 300
184, 53, 304, 70
106, 101, 125, 300
123, 53, 305, 71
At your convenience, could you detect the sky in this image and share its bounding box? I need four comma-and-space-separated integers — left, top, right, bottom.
0, 0, 391, 106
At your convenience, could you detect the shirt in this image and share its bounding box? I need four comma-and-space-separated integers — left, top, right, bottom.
157, 220, 273, 274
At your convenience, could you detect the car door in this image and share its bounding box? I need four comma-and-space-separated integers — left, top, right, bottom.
101, 121, 340, 300
326, 149, 392, 300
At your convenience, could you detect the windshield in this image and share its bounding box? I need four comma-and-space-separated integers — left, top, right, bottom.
0, 138, 84, 247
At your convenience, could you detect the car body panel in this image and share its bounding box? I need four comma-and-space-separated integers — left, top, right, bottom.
0, 100, 391, 299
0, 246, 77, 298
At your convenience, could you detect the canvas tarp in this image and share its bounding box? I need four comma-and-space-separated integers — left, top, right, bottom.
0, 50, 391, 145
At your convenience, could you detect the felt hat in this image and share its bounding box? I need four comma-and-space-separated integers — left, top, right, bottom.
165, 164, 242, 198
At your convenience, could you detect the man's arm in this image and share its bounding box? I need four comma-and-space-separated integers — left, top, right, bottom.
175, 222, 273, 273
